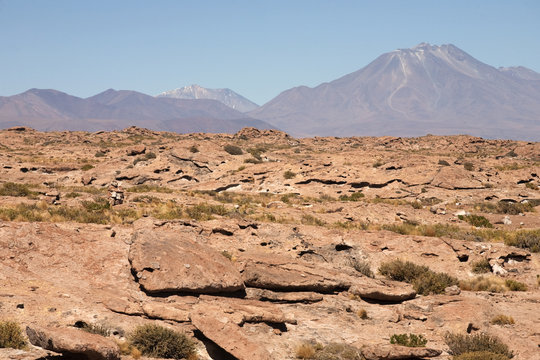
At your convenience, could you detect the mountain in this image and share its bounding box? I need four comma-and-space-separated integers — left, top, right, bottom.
157, 84, 259, 112
248, 43, 540, 141
0, 89, 274, 133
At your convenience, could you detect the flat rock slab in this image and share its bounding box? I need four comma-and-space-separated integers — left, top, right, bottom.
129, 230, 244, 294
191, 311, 272, 360
238, 253, 350, 292
349, 278, 416, 302
246, 287, 323, 303
361, 344, 442, 360
431, 166, 484, 190
26, 326, 120, 360
0, 347, 58, 360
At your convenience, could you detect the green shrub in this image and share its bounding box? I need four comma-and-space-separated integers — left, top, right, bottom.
490, 315, 514, 326
129, 324, 196, 359
458, 214, 493, 228
453, 351, 511, 360
390, 333, 427, 347
0, 321, 28, 349
378, 259, 429, 283
413, 271, 458, 295
504, 279, 527, 291
505, 229, 540, 252
444, 333, 513, 358
471, 259, 492, 274
224, 144, 243, 155
0, 182, 36, 197
284, 170, 296, 179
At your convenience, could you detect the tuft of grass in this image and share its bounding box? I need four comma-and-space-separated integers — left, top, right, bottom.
284, 170, 296, 179
189, 145, 199, 153
338, 192, 364, 201
390, 333, 427, 347
505, 229, 540, 252
490, 315, 514, 326
127, 185, 174, 193
475, 201, 534, 215
301, 214, 326, 226
357, 308, 368, 320
459, 214, 493, 228
129, 324, 196, 360
460, 276, 506, 293
133, 152, 157, 165
185, 203, 228, 221
444, 332, 513, 359
471, 259, 492, 274
224, 144, 243, 155
296, 343, 316, 359
312, 343, 362, 360
0, 321, 28, 350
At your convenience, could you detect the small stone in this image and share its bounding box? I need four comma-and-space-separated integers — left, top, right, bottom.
445, 285, 461, 295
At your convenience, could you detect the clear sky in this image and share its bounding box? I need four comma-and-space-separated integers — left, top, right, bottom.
1, 0, 539, 105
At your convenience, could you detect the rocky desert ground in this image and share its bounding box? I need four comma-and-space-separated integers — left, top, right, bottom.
0, 126, 539, 360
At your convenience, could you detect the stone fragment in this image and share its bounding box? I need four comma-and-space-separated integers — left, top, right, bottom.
349, 278, 416, 302
245, 288, 323, 303
26, 326, 120, 360
445, 285, 461, 295
126, 144, 146, 156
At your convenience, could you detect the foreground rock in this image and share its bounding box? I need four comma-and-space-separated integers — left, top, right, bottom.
361, 344, 442, 360
129, 229, 244, 294
349, 278, 416, 302
26, 326, 120, 360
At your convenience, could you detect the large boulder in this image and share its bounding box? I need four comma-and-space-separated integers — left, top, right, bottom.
237, 253, 350, 292
26, 326, 120, 360
431, 166, 484, 190
129, 230, 244, 294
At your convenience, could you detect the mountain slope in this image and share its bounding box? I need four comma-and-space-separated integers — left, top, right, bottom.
157, 84, 259, 112
248, 43, 540, 140
0, 89, 274, 133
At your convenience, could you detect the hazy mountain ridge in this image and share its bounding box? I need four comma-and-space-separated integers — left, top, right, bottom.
0, 88, 274, 133
157, 84, 259, 112
248, 43, 540, 141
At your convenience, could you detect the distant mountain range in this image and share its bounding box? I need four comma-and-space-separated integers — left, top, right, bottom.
248, 43, 540, 141
0, 88, 273, 133
157, 84, 259, 113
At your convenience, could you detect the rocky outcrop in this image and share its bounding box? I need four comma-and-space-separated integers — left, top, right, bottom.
431, 166, 484, 189
26, 326, 120, 360
128, 230, 244, 294
349, 278, 416, 302
361, 344, 442, 360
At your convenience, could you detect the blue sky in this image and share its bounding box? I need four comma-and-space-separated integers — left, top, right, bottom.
1, 0, 539, 104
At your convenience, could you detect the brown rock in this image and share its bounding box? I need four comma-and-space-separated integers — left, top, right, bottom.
81, 175, 96, 185
431, 166, 484, 189
361, 344, 441, 360
126, 144, 146, 156
349, 278, 416, 302
245, 288, 323, 303
238, 253, 350, 292
141, 301, 191, 322
26, 326, 120, 360
129, 230, 244, 294
190, 311, 272, 360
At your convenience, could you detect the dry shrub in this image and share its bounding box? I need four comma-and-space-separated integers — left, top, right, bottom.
504, 279, 527, 291
471, 259, 491, 274
357, 308, 368, 319
313, 343, 363, 360
296, 343, 316, 359
453, 351, 511, 360
129, 324, 196, 360
349, 259, 374, 278
0, 321, 28, 350
460, 276, 506, 293
445, 333, 513, 358
390, 333, 427, 347
490, 315, 514, 326
505, 229, 540, 252
223, 144, 243, 155
458, 214, 492, 228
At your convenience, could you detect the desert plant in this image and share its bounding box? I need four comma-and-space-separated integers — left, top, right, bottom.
453, 351, 510, 360
185, 203, 228, 221
471, 259, 492, 274
460, 276, 506, 293
390, 333, 427, 347
129, 324, 196, 360
81, 164, 94, 171
378, 259, 429, 283
357, 308, 368, 320
284, 170, 297, 179
223, 144, 243, 155
301, 214, 326, 226
444, 332, 513, 358
313, 343, 363, 360
504, 279, 527, 291
458, 214, 493, 228
0, 321, 28, 349
372, 160, 384, 168
296, 343, 316, 359
0, 182, 36, 197
464, 162, 474, 171
490, 315, 514, 326
189, 145, 199, 153
75, 321, 111, 337
413, 271, 459, 295
94, 151, 106, 157
525, 182, 538, 190
339, 192, 364, 201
